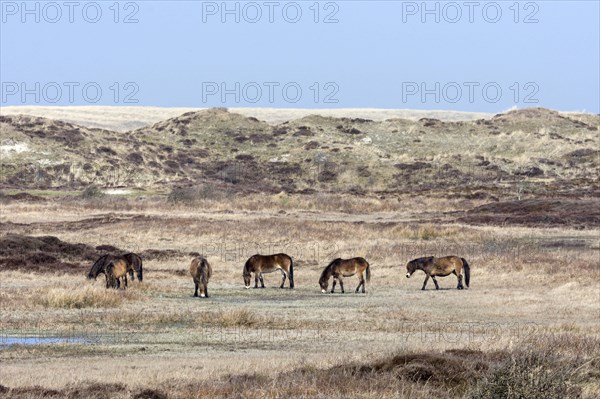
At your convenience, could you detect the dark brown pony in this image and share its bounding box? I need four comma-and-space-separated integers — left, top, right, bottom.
319, 257, 370, 294
87, 254, 131, 289
123, 252, 143, 282
190, 256, 212, 298
406, 256, 470, 290
243, 254, 294, 289
87, 254, 113, 288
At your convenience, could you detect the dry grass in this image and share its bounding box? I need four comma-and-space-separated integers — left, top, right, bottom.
0, 191, 477, 216
1, 335, 597, 398
211, 308, 259, 328
36, 286, 139, 309
0, 198, 598, 398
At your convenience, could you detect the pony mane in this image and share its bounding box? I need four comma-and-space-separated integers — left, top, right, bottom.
88, 254, 110, 278
242, 256, 253, 276
416, 256, 434, 262
319, 258, 340, 282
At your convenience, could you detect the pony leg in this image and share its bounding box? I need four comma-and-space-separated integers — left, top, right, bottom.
356, 272, 364, 293
331, 279, 337, 293
254, 274, 259, 288
362, 271, 367, 293
457, 273, 464, 290
259, 274, 265, 288
339, 278, 344, 294
203, 284, 209, 298
123, 275, 128, 289
194, 282, 199, 297
422, 275, 430, 290
280, 270, 286, 289
431, 276, 440, 290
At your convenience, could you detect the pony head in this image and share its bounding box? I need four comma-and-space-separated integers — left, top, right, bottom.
406, 256, 434, 278
318, 272, 329, 293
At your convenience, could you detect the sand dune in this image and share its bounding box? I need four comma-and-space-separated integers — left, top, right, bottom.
0, 106, 492, 132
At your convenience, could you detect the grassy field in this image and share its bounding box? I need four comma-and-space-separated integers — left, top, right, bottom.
0, 193, 599, 399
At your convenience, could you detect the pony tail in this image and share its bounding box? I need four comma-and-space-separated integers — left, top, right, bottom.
365, 261, 371, 282
206, 258, 213, 280
137, 255, 143, 282
200, 258, 208, 284
288, 256, 294, 289
461, 258, 470, 287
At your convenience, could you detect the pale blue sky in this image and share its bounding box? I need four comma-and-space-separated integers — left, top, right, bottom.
1, 1, 598, 112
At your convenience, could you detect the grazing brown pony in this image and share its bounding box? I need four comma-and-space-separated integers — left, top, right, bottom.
105, 257, 130, 289
123, 252, 143, 282
87, 253, 141, 289
190, 256, 212, 298
319, 257, 370, 294
406, 256, 470, 290
243, 254, 294, 289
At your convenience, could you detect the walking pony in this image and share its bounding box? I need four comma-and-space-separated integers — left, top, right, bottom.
319, 257, 370, 294
243, 254, 294, 289
405, 256, 470, 290
190, 256, 212, 298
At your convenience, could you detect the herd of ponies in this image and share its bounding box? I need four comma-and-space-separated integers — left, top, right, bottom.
88, 253, 471, 297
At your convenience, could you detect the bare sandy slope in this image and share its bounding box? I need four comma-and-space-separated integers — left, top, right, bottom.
0, 106, 493, 132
